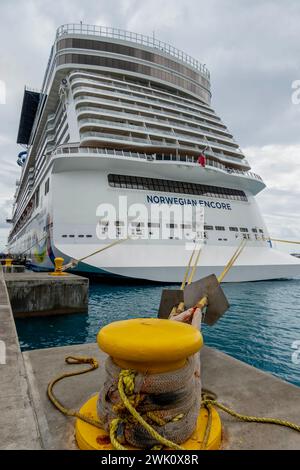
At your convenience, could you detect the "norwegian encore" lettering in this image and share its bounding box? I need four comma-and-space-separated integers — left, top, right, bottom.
146, 194, 232, 210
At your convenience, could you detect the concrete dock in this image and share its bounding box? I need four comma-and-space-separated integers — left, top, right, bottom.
0, 267, 41, 449
22, 343, 300, 450
0, 264, 300, 450
4, 272, 89, 317
2, 265, 25, 274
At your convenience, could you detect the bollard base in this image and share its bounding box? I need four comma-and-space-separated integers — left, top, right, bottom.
48, 272, 69, 276
75, 395, 222, 450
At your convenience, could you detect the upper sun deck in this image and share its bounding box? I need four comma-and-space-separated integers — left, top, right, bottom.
56, 24, 210, 77
41, 24, 211, 104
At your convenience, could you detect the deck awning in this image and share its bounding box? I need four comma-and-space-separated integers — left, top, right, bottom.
16, 89, 41, 145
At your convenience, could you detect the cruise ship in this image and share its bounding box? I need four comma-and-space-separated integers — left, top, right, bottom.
7, 23, 300, 282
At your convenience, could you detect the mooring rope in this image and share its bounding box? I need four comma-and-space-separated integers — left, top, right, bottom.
270, 238, 300, 245
18, 233, 49, 257
62, 237, 130, 271
47, 356, 103, 429
170, 239, 247, 319
47, 356, 300, 451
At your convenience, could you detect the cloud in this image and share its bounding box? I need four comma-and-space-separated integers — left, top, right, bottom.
0, 0, 299, 245
245, 144, 300, 246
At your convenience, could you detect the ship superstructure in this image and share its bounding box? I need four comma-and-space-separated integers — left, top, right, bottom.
8, 24, 300, 281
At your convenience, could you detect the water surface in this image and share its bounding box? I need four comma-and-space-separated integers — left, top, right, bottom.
16, 279, 300, 387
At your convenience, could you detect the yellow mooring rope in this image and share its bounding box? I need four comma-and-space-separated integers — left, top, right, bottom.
62, 237, 130, 271
270, 238, 300, 245
47, 356, 300, 451
116, 369, 184, 450
47, 356, 103, 429
202, 398, 300, 433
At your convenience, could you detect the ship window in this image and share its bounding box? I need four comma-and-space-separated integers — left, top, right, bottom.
44, 178, 50, 195
69, 234, 75, 238
34, 187, 40, 208
239, 227, 249, 232
107, 174, 248, 202
57, 52, 210, 101
181, 224, 192, 229
148, 222, 160, 228
259, 229, 264, 233
204, 225, 214, 230
252, 228, 258, 233
62, 235, 67, 238
131, 222, 145, 227
229, 227, 238, 232
166, 223, 177, 228
78, 235, 84, 238
86, 234, 93, 237
215, 226, 225, 231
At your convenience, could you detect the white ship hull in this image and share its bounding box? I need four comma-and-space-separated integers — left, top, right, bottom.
8, 155, 300, 282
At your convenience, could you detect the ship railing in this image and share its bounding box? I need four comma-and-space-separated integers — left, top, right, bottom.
55, 23, 210, 78
76, 104, 230, 135
52, 145, 263, 182
74, 91, 222, 127
79, 128, 243, 157
70, 74, 213, 115
72, 84, 217, 121
78, 117, 237, 146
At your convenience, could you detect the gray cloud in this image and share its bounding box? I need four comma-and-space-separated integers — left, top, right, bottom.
0, 0, 299, 244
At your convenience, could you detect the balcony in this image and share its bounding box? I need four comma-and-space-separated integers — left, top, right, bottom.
73, 86, 223, 127
70, 77, 217, 119
75, 97, 231, 137
78, 123, 244, 161
52, 144, 262, 182
77, 114, 238, 147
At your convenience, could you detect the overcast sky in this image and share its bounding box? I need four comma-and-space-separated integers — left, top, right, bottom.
0, 0, 299, 250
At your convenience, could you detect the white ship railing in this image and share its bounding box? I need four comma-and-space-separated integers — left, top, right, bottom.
52, 145, 263, 182
76, 105, 230, 135
56, 24, 210, 78
79, 118, 241, 151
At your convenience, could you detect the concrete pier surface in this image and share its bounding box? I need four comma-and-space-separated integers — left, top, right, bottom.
23, 342, 300, 450
4, 272, 89, 317
0, 267, 41, 449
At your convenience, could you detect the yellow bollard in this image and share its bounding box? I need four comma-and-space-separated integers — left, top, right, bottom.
5, 259, 13, 267
75, 318, 222, 450
49, 257, 67, 276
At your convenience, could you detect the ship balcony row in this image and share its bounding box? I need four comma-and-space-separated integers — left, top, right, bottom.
76, 107, 236, 145
69, 70, 214, 116
52, 145, 262, 185
77, 115, 239, 150
74, 96, 231, 138
78, 121, 244, 160
70, 77, 217, 120
72, 87, 224, 128
78, 130, 248, 169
